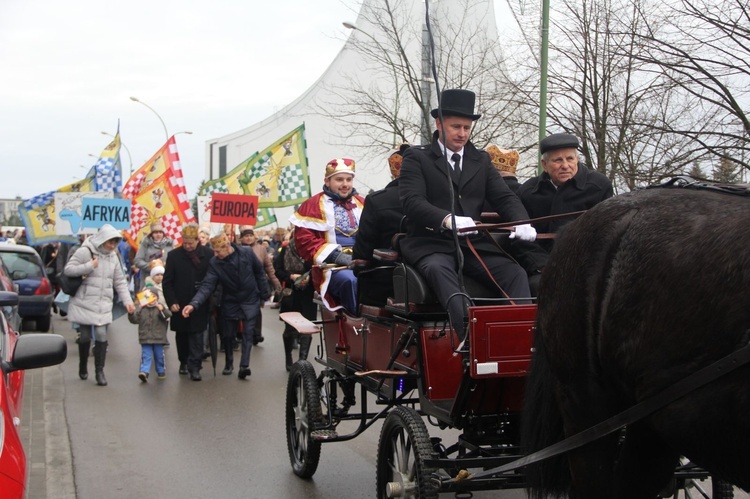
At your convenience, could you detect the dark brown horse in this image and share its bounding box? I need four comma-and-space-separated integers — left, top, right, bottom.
522, 184, 750, 498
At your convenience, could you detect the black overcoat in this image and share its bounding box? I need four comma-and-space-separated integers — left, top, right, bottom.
189, 243, 270, 321
398, 137, 530, 264
352, 178, 403, 261
163, 244, 215, 333
517, 163, 614, 251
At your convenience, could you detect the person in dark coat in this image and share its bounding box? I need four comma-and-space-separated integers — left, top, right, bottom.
517, 132, 614, 252
399, 89, 537, 337
273, 235, 316, 371
162, 223, 215, 381
486, 145, 549, 295
352, 144, 409, 306
353, 144, 410, 263
182, 233, 270, 380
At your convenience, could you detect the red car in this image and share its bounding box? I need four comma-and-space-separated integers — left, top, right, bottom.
0, 291, 66, 497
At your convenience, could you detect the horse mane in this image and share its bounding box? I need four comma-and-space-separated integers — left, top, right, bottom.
645, 175, 750, 198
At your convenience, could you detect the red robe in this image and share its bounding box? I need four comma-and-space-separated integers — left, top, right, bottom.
289, 191, 365, 311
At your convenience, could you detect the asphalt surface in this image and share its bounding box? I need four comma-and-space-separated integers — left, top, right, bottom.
19, 308, 750, 498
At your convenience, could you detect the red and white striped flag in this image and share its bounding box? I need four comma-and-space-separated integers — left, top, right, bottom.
123, 136, 196, 250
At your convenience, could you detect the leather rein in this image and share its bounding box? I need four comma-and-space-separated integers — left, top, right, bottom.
461, 210, 586, 303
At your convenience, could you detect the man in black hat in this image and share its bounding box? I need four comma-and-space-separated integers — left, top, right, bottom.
517, 132, 614, 252
399, 88, 536, 338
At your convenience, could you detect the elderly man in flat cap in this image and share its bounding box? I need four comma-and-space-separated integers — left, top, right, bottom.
399, 88, 536, 339
517, 133, 614, 252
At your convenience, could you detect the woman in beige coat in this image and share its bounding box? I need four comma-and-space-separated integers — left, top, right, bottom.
64, 224, 135, 385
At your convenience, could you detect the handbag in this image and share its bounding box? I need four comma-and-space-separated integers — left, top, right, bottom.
284, 238, 307, 274
53, 291, 71, 315
60, 247, 94, 296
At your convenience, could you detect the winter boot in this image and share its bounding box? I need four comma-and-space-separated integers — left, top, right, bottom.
222, 335, 234, 375
93, 341, 108, 386
298, 334, 312, 361
283, 334, 295, 372
78, 341, 90, 380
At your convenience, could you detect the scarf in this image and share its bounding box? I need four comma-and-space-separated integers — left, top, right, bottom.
185, 247, 201, 267
323, 185, 358, 226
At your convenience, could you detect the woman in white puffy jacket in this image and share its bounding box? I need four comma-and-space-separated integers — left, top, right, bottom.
64, 224, 135, 386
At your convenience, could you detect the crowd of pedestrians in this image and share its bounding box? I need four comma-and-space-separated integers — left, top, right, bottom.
27, 222, 297, 386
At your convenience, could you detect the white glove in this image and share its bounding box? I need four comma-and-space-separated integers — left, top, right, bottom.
443, 215, 478, 236
510, 223, 537, 242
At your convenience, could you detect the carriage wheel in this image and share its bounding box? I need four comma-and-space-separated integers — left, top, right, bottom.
709, 479, 735, 499
286, 360, 322, 478
376, 406, 438, 498
663, 477, 734, 498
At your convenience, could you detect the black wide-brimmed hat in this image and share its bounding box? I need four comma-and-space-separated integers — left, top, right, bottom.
539, 133, 580, 154
430, 89, 481, 120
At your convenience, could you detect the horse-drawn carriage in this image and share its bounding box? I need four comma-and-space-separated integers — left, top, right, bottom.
282, 179, 749, 498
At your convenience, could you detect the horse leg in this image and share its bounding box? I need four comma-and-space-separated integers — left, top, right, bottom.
558, 379, 623, 499
612, 422, 678, 498
566, 434, 621, 499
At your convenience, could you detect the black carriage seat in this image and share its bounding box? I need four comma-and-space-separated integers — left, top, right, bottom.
385, 233, 500, 318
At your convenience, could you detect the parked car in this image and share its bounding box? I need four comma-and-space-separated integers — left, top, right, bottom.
0, 244, 54, 332
0, 291, 66, 497
0, 261, 21, 333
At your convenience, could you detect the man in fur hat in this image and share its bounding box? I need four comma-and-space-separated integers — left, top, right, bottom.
289, 158, 365, 315
399, 88, 536, 338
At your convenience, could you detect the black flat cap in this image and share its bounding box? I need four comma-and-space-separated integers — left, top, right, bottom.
540, 133, 579, 154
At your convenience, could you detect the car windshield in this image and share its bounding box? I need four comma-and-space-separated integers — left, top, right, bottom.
1, 253, 43, 278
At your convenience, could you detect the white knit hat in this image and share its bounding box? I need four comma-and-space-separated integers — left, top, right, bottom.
150, 265, 165, 277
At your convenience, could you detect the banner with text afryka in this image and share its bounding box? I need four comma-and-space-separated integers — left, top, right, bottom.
55, 192, 125, 236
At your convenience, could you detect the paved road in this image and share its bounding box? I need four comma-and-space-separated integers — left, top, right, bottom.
23, 309, 526, 498
21, 308, 748, 498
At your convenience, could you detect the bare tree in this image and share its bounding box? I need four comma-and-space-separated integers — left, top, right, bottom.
504, 0, 750, 190
314, 0, 537, 180
632, 0, 750, 176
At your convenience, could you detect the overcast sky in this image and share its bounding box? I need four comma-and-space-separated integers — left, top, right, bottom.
0, 0, 518, 201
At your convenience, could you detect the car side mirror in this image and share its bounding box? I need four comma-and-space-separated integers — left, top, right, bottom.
4, 334, 67, 373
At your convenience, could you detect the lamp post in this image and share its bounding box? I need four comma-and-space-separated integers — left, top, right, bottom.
101, 131, 134, 175
419, 22, 432, 145
538, 0, 550, 174
129, 96, 169, 140
343, 22, 403, 148
174, 130, 193, 137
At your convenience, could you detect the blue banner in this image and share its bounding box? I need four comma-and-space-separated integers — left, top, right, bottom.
80, 197, 131, 230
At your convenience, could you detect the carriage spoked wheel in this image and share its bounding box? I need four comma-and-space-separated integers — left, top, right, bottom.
286, 360, 323, 478
376, 406, 439, 498
661, 478, 734, 499
660, 457, 734, 499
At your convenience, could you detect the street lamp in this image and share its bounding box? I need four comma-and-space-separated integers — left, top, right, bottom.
101, 131, 134, 175
174, 131, 193, 136
129, 96, 169, 140
538, 0, 550, 174
343, 22, 404, 147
